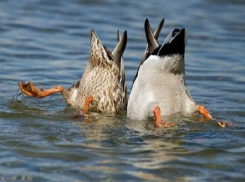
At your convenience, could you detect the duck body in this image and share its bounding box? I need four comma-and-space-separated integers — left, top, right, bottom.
127, 55, 197, 120
70, 60, 125, 113
127, 19, 199, 121
19, 29, 127, 114
62, 30, 127, 114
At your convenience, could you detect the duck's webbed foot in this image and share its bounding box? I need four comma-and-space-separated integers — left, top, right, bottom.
153, 106, 174, 128
18, 81, 64, 98
217, 121, 232, 128
198, 105, 231, 128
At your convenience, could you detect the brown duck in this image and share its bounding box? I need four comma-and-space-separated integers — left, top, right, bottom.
19, 30, 127, 114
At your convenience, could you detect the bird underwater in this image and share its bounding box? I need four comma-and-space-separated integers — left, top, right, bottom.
127, 19, 228, 128
18, 19, 229, 127
19, 29, 127, 115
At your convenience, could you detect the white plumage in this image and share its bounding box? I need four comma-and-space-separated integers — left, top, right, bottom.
128, 19, 199, 121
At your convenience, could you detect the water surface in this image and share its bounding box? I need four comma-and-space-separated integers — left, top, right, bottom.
1, 0, 245, 181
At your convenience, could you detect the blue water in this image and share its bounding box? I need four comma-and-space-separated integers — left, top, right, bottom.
1, 0, 245, 181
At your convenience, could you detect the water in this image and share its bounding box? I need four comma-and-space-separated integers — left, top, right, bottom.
1, 0, 245, 181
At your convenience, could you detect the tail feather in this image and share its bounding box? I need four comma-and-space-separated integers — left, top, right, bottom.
114, 30, 127, 100
112, 30, 127, 70
89, 30, 114, 67
132, 18, 164, 85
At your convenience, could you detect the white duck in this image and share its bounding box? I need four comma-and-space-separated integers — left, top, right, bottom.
127, 19, 213, 128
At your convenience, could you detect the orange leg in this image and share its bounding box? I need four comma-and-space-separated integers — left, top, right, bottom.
83, 95, 93, 113
198, 105, 213, 119
18, 81, 64, 98
77, 95, 94, 119
153, 106, 174, 128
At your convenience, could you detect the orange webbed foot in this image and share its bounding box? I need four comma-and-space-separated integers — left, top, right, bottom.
18, 81, 64, 98
156, 120, 174, 128
198, 105, 232, 128
217, 121, 232, 128
153, 106, 174, 128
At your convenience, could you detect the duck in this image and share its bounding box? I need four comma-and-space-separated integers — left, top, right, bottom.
19, 29, 127, 114
127, 19, 217, 128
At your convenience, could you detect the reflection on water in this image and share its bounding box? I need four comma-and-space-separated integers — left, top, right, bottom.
1, 0, 245, 181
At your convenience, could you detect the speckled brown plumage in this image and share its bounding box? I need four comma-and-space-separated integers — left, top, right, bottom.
62, 30, 127, 114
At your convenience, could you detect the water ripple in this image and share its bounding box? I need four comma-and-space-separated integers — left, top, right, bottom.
0, 0, 245, 181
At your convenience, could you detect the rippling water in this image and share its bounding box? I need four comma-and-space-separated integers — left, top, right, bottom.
1, 0, 245, 181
